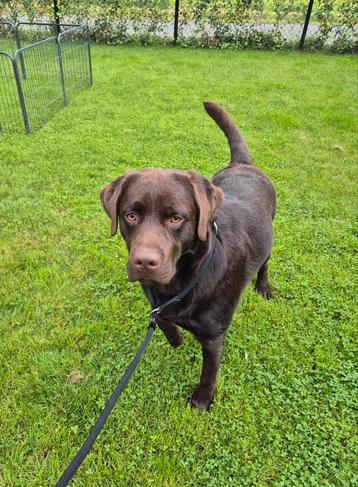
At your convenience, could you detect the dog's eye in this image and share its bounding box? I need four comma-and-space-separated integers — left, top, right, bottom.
126, 213, 137, 222
170, 215, 182, 224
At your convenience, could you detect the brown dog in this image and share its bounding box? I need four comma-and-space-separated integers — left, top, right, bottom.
100, 102, 276, 410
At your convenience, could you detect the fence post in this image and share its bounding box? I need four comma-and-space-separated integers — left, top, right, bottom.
173, 0, 180, 44
12, 57, 30, 134
14, 24, 27, 79
53, 0, 61, 35
86, 26, 93, 86
299, 0, 314, 49
56, 37, 67, 106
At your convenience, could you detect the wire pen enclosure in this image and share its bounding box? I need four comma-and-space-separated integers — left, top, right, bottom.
0, 22, 92, 134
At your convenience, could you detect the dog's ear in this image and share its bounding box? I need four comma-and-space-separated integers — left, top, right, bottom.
187, 171, 224, 241
100, 173, 133, 236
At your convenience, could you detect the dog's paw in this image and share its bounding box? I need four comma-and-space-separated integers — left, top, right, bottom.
169, 333, 184, 348
255, 283, 271, 300
190, 387, 213, 411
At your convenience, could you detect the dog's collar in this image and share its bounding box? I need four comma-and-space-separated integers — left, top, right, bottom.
182, 221, 218, 257
145, 222, 218, 317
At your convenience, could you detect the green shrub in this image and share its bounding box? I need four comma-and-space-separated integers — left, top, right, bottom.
0, 0, 357, 52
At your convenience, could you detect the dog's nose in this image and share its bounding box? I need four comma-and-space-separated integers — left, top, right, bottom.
133, 248, 160, 270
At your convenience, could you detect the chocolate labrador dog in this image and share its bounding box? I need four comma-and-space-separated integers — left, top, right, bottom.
100, 102, 276, 410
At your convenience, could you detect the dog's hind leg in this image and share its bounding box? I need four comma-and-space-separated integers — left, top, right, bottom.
255, 258, 271, 300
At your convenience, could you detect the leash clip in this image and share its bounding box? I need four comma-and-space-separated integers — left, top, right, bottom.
150, 296, 181, 318
148, 315, 157, 329
150, 306, 161, 316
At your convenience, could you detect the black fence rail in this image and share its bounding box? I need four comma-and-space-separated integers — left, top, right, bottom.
0, 22, 92, 134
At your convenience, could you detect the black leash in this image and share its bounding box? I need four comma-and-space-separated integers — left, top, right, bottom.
55, 223, 218, 487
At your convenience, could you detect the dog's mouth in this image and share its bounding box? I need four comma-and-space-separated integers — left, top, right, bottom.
127, 266, 175, 286
138, 278, 170, 287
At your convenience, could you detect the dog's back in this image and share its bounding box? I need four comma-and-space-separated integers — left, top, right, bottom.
204, 102, 276, 293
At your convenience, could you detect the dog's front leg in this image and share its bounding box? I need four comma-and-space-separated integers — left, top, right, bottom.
156, 315, 183, 348
191, 333, 225, 410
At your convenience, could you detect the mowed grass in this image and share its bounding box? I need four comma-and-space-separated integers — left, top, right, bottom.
0, 45, 357, 486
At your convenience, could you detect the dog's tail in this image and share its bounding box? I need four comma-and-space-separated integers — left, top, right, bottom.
203, 101, 252, 165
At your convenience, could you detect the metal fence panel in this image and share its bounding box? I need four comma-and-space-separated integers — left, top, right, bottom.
0, 52, 24, 133
14, 37, 64, 133
58, 26, 92, 103
0, 23, 92, 134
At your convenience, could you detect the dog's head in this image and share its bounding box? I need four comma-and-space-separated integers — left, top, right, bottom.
100, 169, 223, 285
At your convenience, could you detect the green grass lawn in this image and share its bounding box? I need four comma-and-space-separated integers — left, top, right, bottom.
0, 45, 357, 486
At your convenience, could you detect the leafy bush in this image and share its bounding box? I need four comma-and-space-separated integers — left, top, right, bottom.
0, 0, 357, 52
312, 0, 358, 53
